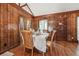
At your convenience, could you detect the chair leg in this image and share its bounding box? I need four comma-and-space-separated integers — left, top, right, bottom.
23, 47, 25, 56
31, 48, 33, 56
43, 52, 45, 56
50, 46, 52, 56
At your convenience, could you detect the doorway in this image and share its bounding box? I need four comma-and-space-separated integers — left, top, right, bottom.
77, 17, 79, 42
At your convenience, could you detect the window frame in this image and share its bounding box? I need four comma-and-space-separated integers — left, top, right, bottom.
39, 19, 48, 31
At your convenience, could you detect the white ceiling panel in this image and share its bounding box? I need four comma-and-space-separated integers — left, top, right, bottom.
18, 3, 79, 16
27, 3, 79, 16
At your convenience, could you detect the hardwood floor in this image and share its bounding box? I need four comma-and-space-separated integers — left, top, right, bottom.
10, 41, 78, 56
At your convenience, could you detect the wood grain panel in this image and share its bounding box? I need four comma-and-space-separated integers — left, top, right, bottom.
2, 4, 8, 51
0, 3, 33, 54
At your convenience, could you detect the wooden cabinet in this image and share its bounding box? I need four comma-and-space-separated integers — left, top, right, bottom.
0, 4, 20, 54
55, 14, 67, 41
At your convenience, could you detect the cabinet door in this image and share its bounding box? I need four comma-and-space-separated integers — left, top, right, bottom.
0, 4, 20, 54
7, 4, 20, 48
2, 4, 9, 51
13, 7, 20, 45
8, 5, 15, 47
0, 4, 8, 53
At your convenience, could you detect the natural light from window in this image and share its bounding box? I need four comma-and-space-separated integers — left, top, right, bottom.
39, 20, 48, 31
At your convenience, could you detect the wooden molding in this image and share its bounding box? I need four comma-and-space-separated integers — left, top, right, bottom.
20, 3, 27, 7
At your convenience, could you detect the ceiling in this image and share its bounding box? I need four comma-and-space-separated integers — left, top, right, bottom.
17, 3, 79, 16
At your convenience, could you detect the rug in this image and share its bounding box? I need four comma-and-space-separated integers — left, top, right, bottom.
0, 51, 15, 56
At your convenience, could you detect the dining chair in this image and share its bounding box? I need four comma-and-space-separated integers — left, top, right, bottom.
46, 30, 56, 55
21, 30, 34, 56
21, 30, 45, 56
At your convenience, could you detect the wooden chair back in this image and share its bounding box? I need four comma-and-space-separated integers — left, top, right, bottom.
51, 30, 56, 42
21, 30, 33, 49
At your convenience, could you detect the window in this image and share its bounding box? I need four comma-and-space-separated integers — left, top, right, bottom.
39, 20, 48, 31
19, 17, 25, 30
26, 20, 31, 29
19, 17, 31, 30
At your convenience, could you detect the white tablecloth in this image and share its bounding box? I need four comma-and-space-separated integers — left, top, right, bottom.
32, 33, 49, 52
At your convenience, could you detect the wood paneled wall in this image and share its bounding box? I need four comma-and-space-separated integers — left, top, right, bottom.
0, 3, 79, 54
0, 3, 33, 54
66, 11, 79, 42
32, 10, 79, 42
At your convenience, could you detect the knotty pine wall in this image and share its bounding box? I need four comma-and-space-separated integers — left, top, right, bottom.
0, 3, 33, 54
32, 10, 79, 42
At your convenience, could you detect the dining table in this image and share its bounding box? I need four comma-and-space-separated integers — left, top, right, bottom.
32, 32, 49, 53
